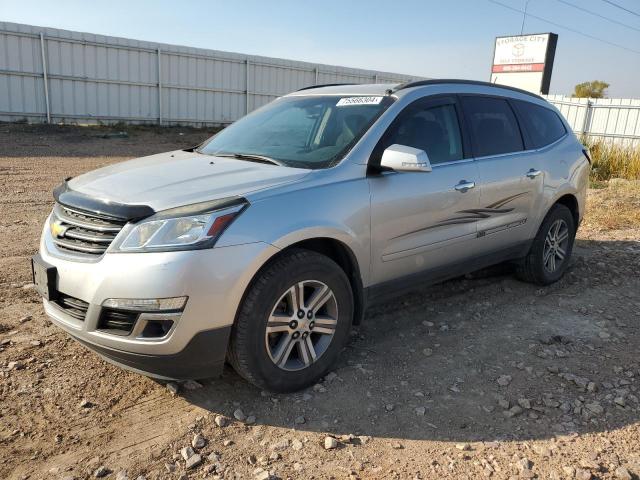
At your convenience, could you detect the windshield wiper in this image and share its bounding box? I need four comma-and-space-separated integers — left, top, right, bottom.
213, 152, 285, 167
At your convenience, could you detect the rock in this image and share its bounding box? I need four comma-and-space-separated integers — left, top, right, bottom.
614, 396, 626, 407
234, 409, 246, 421
562, 467, 576, 477
294, 415, 306, 425
325, 371, 338, 382
94, 466, 111, 478
324, 437, 338, 450
575, 468, 592, 480
246, 415, 256, 425
80, 399, 93, 408
185, 453, 202, 470
192, 433, 206, 449
270, 439, 289, 451
518, 398, 531, 409
292, 439, 303, 451
182, 380, 203, 390
497, 398, 510, 409
455, 443, 471, 451
164, 462, 176, 473
253, 468, 270, 480
415, 407, 426, 416
391, 441, 403, 449
615, 466, 632, 480
302, 393, 313, 401
19, 315, 32, 323
166, 382, 179, 395
181, 446, 195, 460
223, 439, 233, 446
584, 402, 604, 415
503, 406, 523, 418
496, 375, 512, 387
115, 472, 129, 480
7, 361, 24, 370
423, 348, 433, 357
385, 404, 394, 412
517, 458, 532, 470
214, 415, 228, 427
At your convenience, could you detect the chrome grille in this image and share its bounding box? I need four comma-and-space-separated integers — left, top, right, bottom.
51, 203, 126, 255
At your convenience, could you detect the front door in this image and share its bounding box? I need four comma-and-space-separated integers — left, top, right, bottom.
368, 96, 481, 285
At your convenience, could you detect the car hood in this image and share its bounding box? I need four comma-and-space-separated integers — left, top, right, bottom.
68, 150, 311, 212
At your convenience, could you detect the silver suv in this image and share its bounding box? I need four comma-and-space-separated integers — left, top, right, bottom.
33, 80, 590, 392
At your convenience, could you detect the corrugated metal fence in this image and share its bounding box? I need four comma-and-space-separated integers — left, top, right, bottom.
0, 21, 420, 126
544, 94, 640, 147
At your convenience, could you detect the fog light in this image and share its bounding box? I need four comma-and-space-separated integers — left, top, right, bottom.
102, 296, 187, 312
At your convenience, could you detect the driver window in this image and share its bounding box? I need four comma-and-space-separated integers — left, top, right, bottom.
379, 102, 464, 165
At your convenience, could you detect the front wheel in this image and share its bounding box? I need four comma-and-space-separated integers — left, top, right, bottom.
228, 249, 353, 392
516, 203, 576, 285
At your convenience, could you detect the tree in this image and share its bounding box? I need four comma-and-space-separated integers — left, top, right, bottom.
573, 81, 609, 98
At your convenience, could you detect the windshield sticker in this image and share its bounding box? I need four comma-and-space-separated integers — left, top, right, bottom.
336, 96, 384, 107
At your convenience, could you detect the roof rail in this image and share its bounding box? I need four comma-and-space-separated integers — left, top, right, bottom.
393, 79, 544, 100
296, 83, 357, 92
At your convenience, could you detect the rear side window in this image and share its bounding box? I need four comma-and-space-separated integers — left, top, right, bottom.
461, 96, 524, 157
512, 100, 567, 149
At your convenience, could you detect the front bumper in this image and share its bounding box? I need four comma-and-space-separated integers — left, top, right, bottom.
39, 231, 279, 379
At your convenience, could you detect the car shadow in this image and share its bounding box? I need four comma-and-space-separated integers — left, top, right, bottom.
178, 238, 640, 443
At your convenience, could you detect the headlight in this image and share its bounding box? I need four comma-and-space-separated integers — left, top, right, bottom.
110, 198, 247, 252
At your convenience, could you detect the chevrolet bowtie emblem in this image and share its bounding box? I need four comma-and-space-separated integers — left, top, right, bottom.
50, 219, 68, 238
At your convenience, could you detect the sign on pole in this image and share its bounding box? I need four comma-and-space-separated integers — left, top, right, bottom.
490, 33, 558, 94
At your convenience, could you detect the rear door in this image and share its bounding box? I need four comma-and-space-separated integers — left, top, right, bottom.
368, 95, 481, 285
460, 95, 541, 254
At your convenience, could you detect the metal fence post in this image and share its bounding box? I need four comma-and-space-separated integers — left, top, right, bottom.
245, 59, 250, 114
39, 33, 51, 124
314, 67, 319, 84
157, 48, 163, 125
374, 74, 378, 84
581, 100, 592, 137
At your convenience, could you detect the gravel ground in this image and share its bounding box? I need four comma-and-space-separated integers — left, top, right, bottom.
1, 124, 639, 480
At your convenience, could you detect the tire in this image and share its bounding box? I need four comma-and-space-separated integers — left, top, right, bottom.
228, 249, 354, 392
516, 203, 576, 285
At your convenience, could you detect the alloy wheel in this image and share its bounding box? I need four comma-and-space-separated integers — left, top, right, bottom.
543, 218, 569, 273
264, 280, 338, 371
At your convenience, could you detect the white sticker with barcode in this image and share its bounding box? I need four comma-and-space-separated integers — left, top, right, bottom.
336, 96, 383, 106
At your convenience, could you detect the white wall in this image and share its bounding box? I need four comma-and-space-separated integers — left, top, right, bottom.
544, 94, 640, 147
0, 21, 421, 126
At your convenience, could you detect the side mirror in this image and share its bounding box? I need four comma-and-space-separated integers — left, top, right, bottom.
380, 144, 432, 173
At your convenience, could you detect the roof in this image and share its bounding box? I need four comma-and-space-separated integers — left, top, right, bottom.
287, 79, 544, 102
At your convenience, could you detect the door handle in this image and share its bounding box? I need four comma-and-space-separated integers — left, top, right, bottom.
454, 180, 475, 193
526, 169, 542, 179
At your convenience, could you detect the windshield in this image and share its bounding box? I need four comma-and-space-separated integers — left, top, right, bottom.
198, 95, 395, 169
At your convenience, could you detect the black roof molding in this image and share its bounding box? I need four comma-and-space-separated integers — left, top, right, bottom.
296, 83, 357, 91
393, 79, 544, 100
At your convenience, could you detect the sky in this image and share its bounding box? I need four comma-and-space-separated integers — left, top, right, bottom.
1, 0, 639, 97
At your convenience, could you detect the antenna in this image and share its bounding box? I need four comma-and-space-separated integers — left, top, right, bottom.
521, 0, 533, 34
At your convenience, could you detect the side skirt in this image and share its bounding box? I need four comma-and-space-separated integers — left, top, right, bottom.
364, 241, 531, 307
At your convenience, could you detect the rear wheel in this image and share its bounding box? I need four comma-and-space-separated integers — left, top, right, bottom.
228, 249, 353, 392
516, 204, 576, 285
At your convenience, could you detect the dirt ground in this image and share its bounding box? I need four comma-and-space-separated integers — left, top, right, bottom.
1, 124, 640, 480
